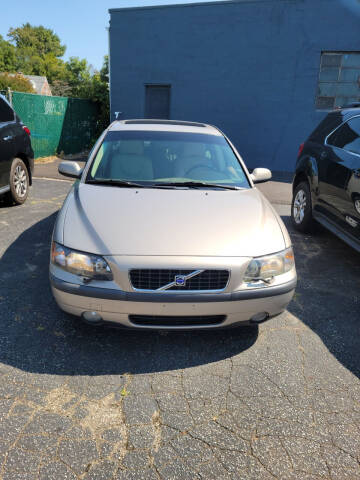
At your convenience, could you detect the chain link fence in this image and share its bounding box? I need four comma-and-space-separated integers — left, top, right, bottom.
1, 90, 99, 158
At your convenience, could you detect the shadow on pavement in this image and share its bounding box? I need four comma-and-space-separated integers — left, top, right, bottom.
0, 213, 258, 376
282, 215, 360, 378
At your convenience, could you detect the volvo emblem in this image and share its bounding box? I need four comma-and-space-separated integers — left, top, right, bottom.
175, 275, 186, 286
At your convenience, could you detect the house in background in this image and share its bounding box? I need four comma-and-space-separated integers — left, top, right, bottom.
23, 75, 52, 96
108, 0, 360, 173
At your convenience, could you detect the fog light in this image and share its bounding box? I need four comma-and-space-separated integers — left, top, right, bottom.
250, 312, 269, 324
82, 311, 103, 324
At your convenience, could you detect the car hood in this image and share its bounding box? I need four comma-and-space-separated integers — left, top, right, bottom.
59, 183, 287, 257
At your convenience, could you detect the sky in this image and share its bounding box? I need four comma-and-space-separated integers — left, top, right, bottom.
0, 0, 225, 71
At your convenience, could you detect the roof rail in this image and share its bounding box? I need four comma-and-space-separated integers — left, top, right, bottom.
336, 102, 360, 110
123, 119, 207, 127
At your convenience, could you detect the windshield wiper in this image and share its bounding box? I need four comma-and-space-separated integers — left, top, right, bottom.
86, 179, 147, 188
87, 179, 242, 190
152, 181, 241, 190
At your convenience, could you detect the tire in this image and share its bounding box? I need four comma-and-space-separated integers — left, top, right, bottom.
5, 158, 29, 205
291, 181, 314, 232
354, 195, 360, 215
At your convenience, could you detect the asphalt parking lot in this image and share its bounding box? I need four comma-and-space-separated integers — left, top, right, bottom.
0, 177, 359, 480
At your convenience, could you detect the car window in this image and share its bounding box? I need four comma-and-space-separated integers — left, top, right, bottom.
309, 111, 343, 143
0, 97, 15, 123
90, 144, 104, 177
327, 116, 360, 155
87, 130, 250, 188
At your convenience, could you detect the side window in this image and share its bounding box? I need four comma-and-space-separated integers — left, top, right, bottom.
328, 117, 360, 155
0, 98, 14, 123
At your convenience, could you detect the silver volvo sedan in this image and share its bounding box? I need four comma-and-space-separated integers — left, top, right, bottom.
50, 120, 296, 329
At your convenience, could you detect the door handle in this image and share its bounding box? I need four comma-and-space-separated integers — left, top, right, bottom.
3, 135, 13, 141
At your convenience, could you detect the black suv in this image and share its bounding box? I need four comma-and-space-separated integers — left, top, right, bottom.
0, 94, 34, 205
292, 104, 360, 252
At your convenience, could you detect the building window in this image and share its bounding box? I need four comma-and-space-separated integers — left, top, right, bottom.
145, 85, 171, 119
316, 52, 360, 110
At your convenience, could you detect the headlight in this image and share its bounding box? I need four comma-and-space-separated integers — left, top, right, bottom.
51, 242, 113, 281
243, 247, 295, 284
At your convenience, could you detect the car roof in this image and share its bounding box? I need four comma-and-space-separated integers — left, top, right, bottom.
340, 107, 360, 121
308, 106, 360, 143
108, 119, 223, 136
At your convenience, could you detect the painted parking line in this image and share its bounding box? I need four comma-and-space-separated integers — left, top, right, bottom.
33, 176, 71, 183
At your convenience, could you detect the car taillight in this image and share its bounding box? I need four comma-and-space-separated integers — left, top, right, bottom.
297, 143, 304, 157
23, 126, 31, 136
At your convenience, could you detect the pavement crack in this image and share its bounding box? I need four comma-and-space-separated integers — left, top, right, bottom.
249, 433, 279, 479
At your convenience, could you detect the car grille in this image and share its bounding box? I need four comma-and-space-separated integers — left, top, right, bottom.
129, 269, 229, 291
129, 315, 226, 327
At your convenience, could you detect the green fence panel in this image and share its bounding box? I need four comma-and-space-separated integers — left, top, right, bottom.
11, 92, 99, 158
58, 97, 99, 155
12, 92, 67, 158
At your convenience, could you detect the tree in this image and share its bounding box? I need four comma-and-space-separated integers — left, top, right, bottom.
8, 23, 65, 58
90, 60, 110, 133
50, 79, 73, 97
63, 55, 110, 133
0, 73, 35, 93
0, 35, 17, 72
7, 23, 67, 83
2, 23, 110, 130
63, 56, 92, 97
100, 55, 109, 83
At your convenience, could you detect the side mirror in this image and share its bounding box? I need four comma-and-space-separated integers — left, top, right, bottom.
58, 161, 83, 179
250, 168, 272, 184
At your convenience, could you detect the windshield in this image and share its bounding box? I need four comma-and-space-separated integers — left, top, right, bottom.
86, 130, 250, 189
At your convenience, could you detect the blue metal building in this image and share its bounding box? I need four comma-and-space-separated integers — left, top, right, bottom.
109, 0, 360, 172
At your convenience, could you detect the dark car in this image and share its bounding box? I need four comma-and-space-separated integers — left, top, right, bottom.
0, 94, 34, 205
291, 104, 360, 252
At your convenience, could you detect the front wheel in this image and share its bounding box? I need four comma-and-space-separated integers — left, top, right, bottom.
6, 158, 29, 205
291, 181, 314, 232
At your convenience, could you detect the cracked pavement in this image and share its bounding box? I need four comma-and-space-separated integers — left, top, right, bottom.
0, 178, 359, 479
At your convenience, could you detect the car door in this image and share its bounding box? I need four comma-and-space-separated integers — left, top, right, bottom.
0, 97, 16, 189
334, 117, 360, 238
321, 115, 360, 238
346, 165, 360, 238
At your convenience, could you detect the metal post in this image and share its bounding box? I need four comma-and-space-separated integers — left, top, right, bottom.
7, 87, 13, 106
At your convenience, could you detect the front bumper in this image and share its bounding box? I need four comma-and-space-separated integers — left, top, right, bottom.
50, 274, 296, 330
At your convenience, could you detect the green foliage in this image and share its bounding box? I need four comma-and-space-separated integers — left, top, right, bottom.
50, 55, 110, 131
1, 23, 110, 130
8, 23, 66, 58
0, 35, 16, 72
50, 79, 73, 97
64, 56, 92, 97
100, 55, 109, 83
61, 55, 110, 134
0, 73, 35, 93
6, 24, 66, 83
88, 56, 110, 134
